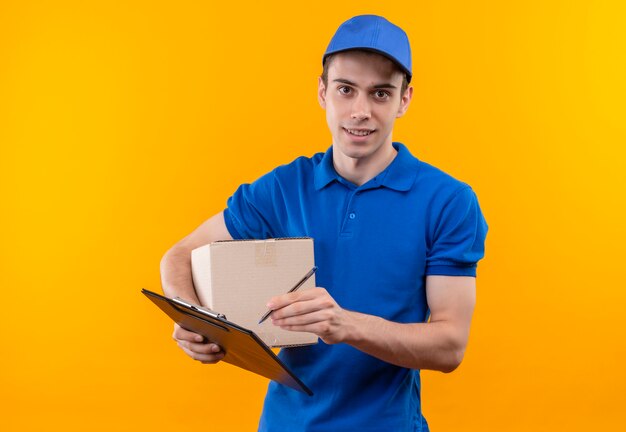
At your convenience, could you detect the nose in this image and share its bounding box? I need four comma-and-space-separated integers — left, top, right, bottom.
351, 93, 371, 121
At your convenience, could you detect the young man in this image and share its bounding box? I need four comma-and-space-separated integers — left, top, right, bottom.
161, 15, 487, 431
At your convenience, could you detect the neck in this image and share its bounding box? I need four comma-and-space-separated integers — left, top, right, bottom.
332, 142, 398, 186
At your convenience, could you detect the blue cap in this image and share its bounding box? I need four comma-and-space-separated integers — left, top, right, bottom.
323, 15, 412, 83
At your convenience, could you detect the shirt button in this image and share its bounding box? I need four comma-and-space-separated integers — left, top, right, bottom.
349, 213, 356, 219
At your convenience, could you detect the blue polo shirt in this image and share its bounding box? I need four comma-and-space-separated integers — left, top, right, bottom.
223, 142, 487, 432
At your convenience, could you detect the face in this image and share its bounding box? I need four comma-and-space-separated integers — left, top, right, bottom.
318, 51, 412, 164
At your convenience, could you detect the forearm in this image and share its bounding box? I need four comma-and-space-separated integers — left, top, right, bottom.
160, 246, 200, 304
159, 212, 233, 304
270, 280, 474, 372
342, 311, 467, 373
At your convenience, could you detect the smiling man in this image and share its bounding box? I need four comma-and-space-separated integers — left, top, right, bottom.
320, 49, 410, 186
160, 15, 488, 432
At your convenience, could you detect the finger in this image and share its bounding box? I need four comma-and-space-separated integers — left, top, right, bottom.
277, 324, 311, 333
271, 298, 329, 320
179, 344, 225, 363
178, 341, 223, 355
279, 323, 340, 344
173, 324, 205, 343
273, 310, 329, 327
278, 321, 332, 337
267, 287, 326, 310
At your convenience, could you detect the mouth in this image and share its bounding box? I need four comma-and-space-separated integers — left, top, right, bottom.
343, 127, 375, 137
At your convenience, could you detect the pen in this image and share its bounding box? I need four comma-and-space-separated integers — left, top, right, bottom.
258, 266, 318, 324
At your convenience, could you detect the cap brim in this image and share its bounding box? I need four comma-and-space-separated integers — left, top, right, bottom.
323, 47, 412, 83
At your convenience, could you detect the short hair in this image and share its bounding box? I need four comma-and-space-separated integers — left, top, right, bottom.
321, 51, 409, 96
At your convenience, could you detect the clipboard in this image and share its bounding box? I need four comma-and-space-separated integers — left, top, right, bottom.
141, 289, 313, 396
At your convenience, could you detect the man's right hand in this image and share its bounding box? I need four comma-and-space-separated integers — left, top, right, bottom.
172, 324, 225, 364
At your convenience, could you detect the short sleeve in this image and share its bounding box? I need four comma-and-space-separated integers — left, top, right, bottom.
425, 186, 488, 277
223, 170, 285, 240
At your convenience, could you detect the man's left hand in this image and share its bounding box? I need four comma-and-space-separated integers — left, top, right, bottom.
268, 287, 351, 344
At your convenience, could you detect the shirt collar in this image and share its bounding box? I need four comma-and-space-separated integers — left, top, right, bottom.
313, 146, 337, 190
313, 142, 420, 191
381, 142, 421, 191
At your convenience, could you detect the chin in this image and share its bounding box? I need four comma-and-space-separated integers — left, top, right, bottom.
337, 140, 381, 160
336, 145, 369, 160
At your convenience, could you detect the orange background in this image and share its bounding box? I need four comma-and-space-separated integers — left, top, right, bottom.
1, 1, 625, 431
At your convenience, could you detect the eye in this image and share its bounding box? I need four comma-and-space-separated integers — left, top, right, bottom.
338, 86, 352, 95
374, 90, 390, 100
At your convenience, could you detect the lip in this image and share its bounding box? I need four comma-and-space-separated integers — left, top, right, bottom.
342, 127, 376, 142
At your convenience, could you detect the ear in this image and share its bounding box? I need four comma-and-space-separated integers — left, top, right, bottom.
318, 76, 327, 109
396, 85, 413, 118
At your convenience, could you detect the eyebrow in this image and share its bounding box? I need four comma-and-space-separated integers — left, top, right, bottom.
332, 78, 397, 89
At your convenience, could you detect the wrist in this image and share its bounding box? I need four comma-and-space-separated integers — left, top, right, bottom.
340, 310, 371, 345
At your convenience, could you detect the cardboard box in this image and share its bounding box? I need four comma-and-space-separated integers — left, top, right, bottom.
191, 238, 319, 347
